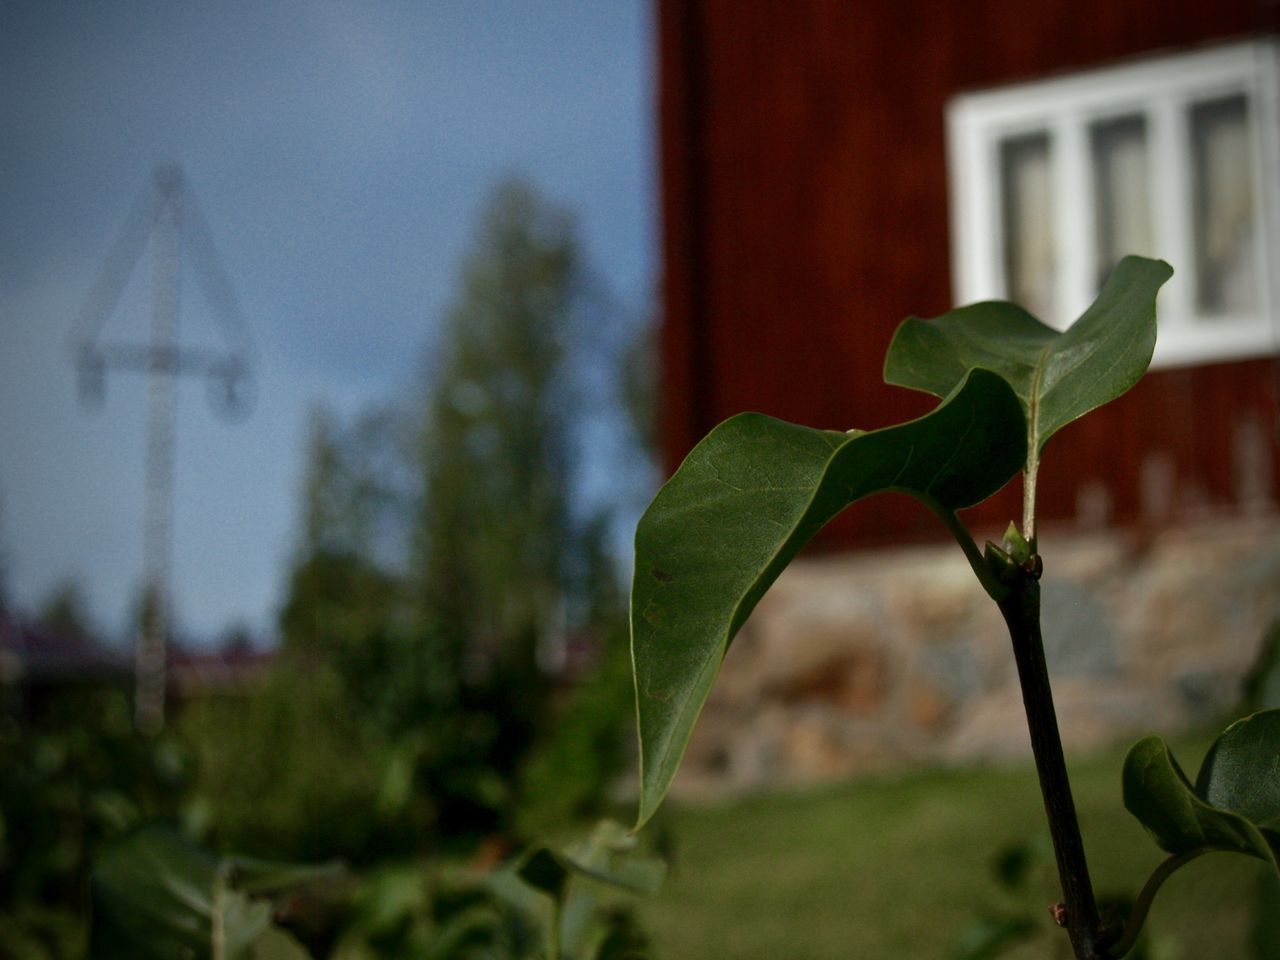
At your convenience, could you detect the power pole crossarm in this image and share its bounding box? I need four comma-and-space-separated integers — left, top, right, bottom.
70, 162, 254, 733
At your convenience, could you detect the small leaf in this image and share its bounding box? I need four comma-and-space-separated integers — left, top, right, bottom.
631, 369, 1025, 827
90, 825, 320, 960
1123, 710, 1280, 870
91, 825, 222, 960
226, 855, 344, 896
884, 255, 1173, 454
221, 891, 274, 960
249, 927, 314, 960
561, 821, 666, 894
1001, 523, 1031, 566
518, 821, 666, 898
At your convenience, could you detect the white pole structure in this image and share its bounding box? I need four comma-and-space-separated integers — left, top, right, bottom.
135, 163, 182, 734
70, 162, 253, 735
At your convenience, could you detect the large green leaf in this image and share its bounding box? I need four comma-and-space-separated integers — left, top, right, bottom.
90, 825, 322, 960
1123, 711, 1280, 869
883, 255, 1172, 455
631, 368, 1025, 828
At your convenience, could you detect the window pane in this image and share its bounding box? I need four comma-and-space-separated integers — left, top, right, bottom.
1000, 132, 1055, 319
1091, 115, 1152, 291
1190, 94, 1256, 315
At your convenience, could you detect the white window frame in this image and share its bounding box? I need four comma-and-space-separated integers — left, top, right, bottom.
947, 39, 1280, 368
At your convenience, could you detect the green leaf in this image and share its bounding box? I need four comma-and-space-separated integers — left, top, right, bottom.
249, 927, 314, 960
226, 855, 344, 896
516, 847, 571, 900
90, 825, 320, 960
1123, 711, 1280, 870
560, 820, 666, 894
518, 821, 666, 898
883, 255, 1172, 454
631, 368, 1025, 828
1196, 711, 1280, 833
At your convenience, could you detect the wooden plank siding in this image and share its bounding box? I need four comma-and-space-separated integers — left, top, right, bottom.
657, 0, 1280, 547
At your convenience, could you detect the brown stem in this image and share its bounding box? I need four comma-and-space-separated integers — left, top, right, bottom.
998, 565, 1110, 960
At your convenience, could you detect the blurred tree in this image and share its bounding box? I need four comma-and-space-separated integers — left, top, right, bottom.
298, 405, 409, 568
620, 318, 659, 461
34, 581, 96, 643
411, 179, 663, 837
251, 179, 638, 858
408, 179, 598, 836
414, 178, 578, 653
281, 404, 409, 662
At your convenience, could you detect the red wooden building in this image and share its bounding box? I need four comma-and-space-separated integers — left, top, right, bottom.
657, 0, 1280, 548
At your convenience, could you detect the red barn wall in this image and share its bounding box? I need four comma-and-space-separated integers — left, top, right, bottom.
658, 0, 1280, 547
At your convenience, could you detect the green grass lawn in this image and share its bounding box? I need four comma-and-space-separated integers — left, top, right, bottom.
637, 737, 1271, 960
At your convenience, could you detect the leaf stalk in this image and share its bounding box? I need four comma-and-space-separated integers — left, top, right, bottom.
927, 502, 1010, 602
1103, 849, 1207, 957
548, 891, 564, 960
1022, 459, 1039, 547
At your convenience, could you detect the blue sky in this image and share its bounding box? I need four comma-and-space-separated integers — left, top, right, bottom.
0, 1, 656, 643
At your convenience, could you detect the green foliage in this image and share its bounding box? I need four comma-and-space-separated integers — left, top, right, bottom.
0, 686, 191, 960
87, 821, 659, 960
518, 821, 665, 899
516, 606, 636, 836
183, 644, 539, 862
626, 253, 1277, 955
296, 406, 406, 567
90, 825, 331, 960
416, 178, 578, 646
279, 551, 402, 664
1124, 711, 1280, 869
327, 848, 654, 960
885, 255, 1171, 541
267, 179, 633, 854
32, 580, 98, 643
178, 668, 396, 864
514, 821, 663, 960
631, 369, 1025, 826
884, 257, 1172, 457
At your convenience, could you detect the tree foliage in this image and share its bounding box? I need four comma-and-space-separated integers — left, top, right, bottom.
261, 178, 636, 851
415, 178, 578, 649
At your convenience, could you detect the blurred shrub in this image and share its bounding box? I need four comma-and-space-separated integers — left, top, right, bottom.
516, 629, 636, 837
328, 824, 658, 960
252, 180, 638, 856
178, 662, 399, 864
0, 684, 191, 959
181, 621, 552, 863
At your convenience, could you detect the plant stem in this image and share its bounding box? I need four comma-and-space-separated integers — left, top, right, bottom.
548, 892, 564, 960
998, 566, 1109, 960
1105, 850, 1207, 957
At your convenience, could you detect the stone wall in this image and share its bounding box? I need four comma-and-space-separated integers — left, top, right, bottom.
669, 513, 1280, 798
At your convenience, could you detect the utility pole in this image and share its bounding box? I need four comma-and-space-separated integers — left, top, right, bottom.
71, 163, 253, 733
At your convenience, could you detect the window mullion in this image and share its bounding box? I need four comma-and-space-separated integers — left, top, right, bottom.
1055, 113, 1091, 330
1150, 94, 1194, 344
1249, 45, 1280, 351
